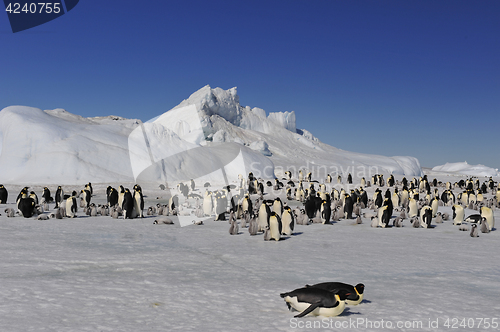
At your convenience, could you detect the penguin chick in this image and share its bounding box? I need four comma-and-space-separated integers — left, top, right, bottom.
470, 224, 479, 237
153, 217, 174, 225
393, 217, 403, 227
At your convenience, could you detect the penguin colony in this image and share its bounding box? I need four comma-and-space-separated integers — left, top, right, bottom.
0, 171, 498, 318
0, 174, 497, 234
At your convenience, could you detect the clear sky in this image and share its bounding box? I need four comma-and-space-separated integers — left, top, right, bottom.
1, 0, 499, 168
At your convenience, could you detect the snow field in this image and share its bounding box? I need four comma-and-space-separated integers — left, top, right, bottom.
1, 176, 499, 331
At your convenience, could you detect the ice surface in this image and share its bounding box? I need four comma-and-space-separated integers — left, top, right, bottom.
0, 176, 499, 331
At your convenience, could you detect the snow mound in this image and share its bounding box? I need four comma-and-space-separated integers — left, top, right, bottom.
432, 162, 499, 177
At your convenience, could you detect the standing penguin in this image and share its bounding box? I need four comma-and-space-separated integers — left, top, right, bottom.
55, 186, 64, 208
248, 214, 259, 235
133, 187, 144, 218
122, 188, 135, 219
108, 187, 118, 207
480, 217, 491, 233
257, 202, 271, 232
343, 194, 354, 219
65, 191, 78, 218
431, 197, 439, 217
470, 224, 479, 237
420, 206, 433, 228
203, 190, 213, 216
272, 197, 283, 218
81, 189, 91, 208
42, 187, 51, 204
281, 206, 295, 236
85, 182, 93, 195
408, 198, 418, 218
0, 184, 7, 204
321, 200, 332, 224
268, 212, 282, 241
18, 190, 35, 218
229, 217, 239, 235
118, 185, 126, 208
377, 205, 390, 228
452, 205, 465, 225
480, 206, 494, 231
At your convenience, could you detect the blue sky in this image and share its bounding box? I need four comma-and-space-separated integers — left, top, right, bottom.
1, 0, 499, 168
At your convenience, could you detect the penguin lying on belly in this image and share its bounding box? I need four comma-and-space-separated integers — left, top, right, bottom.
305, 282, 365, 305
280, 287, 351, 317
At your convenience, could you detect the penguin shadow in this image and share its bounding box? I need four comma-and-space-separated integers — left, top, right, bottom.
340, 307, 362, 317
359, 299, 372, 304
291, 232, 303, 236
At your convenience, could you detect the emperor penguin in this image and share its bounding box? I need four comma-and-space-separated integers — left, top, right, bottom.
480, 206, 494, 231
29, 191, 39, 205
257, 202, 271, 232
280, 287, 350, 318
298, 170, 304, 182
248, 214, 259, 235
272, 197, 283, 218
480, 217, 491, 233
203, 190, 213, 216
321, 200, 332, 224
360, 177, 366, 187
431, 197, 439, 218
118, 185, 125, 208
326, 174, 332, 183
452, 204, 464, 225
242, 194, 253, 216
18, 190, 35, 218
268, 212, 282, 241
65, 191, 78, 218
229, 217, 239, 235
343, 194, 354, 219
377, 205, 390, 228
420, 206, 432, 228
470, 224, 479, 237
85, 182, 93, 195
391, 191, 400, 208
108, 187, 118, 207
305, 282, 365, 306
42, 187, 51, 204
408, 198, 418, 218
122, 188, 136, 219
55, 186, 64, 208
133, 187, 144, 218
81, 189, 91, 208
281, 206, 295, 236
0, 184, 8, 204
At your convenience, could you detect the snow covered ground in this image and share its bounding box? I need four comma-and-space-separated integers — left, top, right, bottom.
1, 175, 499, 332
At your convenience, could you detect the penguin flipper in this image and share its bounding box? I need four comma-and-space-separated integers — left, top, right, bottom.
295, 302, 321, 318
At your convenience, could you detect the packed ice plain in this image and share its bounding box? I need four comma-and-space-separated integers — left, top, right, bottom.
1, 178, 499, 332
1, 86, 499, 331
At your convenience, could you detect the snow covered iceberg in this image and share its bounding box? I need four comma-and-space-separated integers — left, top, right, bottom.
0, 85, 423, 185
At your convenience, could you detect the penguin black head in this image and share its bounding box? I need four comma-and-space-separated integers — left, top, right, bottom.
354, 284, 365, 295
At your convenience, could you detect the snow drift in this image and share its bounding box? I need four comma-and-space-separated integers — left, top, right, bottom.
0, 86, 424, 185
432, 162, 499, 177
